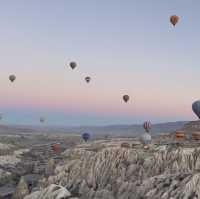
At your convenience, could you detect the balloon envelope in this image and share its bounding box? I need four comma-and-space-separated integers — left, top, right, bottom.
140, 132, 152, 145
69, 62, 77, 69
192, 101, 200, 119
175, 131, 185, 140
170, 15, 179, 26
82, 132, 90, 142
123, 95, 129, 103
85, 76, 91, 83
51, 143, 60, 152
9, 75, 16, 82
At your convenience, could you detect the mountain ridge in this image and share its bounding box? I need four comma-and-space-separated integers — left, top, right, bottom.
0, 121, 188, 136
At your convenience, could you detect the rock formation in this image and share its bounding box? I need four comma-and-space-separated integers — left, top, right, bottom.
24, 184, 71, 199
23, 138, 200, 198
12, 177, 29, 199
45, 158, 55, 177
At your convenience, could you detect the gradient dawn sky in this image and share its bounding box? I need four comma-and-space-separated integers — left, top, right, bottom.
0, 0, 200, 126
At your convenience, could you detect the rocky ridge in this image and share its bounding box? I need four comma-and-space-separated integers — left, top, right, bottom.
23, 138, 200, 199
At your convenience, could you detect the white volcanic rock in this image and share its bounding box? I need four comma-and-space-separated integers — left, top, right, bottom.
45, 147, 144, 198
23, 191, 40, 199
0, 168, 12, 185
12, 177, 29, 199
24, 184, 71, 199
45, 158, 55, 176
0, 155, 20, 166
14, 148, 30, 156
28, 140, 200, 199
0, 168, 11, 178
0, 143, 15, 150
0, 147, 29, 167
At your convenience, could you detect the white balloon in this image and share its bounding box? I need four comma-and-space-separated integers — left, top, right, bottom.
140, 133, 152, 145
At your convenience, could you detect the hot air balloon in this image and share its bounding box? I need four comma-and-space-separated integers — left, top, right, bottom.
170, 15, 179, 26
82, 132, 90, 142
51, 143, 60, 152
9, 75, 16, 82
85, 76, 91, 83
175, 130, 185, 141
123, 95, 129, 103
140, 132, 152, 145
40, 117, 45, 123
143, 121, 151, 133
192, 101, 200, 119
69, 62, 77, 70
192, 132, 200, 140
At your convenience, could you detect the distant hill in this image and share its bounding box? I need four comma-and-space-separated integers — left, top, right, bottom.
66, 121, 188, 137
0, 121, 188, 137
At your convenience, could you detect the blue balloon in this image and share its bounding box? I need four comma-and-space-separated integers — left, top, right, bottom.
82, 132, 90, 142
192, 101, 200, 119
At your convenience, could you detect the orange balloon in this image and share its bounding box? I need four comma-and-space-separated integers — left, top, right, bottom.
175, 131, 185, 139
170, 15, 179, 26
51, 143, 60, 152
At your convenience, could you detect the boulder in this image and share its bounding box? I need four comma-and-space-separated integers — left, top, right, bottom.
24, 184, 71, 199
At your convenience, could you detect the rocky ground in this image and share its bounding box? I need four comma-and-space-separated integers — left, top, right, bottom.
20, 138, 200, 199
1, 123, 200, 199
0, 133, 81, 199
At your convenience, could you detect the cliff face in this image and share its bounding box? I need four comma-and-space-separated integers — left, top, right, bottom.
25, 139, 200, 199
12, 177, 29, 199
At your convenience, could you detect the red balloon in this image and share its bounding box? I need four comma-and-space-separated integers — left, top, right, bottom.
51, 143, 60, 152
170, 15, 179, 26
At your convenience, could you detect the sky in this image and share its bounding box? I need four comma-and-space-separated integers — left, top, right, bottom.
0, 0, 200, 126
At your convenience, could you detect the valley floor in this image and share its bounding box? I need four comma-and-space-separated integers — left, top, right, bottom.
1, 133, 200, 199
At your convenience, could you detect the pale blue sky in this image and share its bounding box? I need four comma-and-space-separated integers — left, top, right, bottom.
0, 0, 200, 125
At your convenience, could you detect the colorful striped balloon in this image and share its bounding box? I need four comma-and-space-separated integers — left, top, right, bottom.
143, 121, 151, 133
